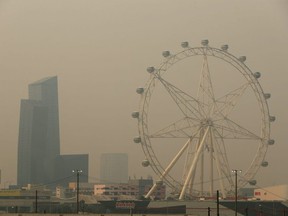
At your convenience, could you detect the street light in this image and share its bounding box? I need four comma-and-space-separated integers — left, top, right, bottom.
72, 169, 82, 213
232, 169, 242, 216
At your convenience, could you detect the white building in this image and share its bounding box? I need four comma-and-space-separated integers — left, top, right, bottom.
254, 184, 288, 201
94, 183, 138, 200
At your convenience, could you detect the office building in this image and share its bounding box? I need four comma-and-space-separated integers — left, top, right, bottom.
17, 76, 90, 188
55, 154, 89, 187
17, 76, 60, 186
100, 153, 128, 184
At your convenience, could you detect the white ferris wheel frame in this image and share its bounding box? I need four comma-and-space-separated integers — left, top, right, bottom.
134, 42, 274, 200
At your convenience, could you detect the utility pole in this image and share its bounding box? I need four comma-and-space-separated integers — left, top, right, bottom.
217, 190, 220, 216
73, 169, 82, 214
35, 190, 38, 213
232, 169, 242, 216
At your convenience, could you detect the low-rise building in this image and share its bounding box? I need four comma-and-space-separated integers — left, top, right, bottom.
69, 182, 95, 195
0, 185, 51, 212
254, 184, 288, 201
128, 178, 153, 198
94, 183, 138, 200
94, 178, 166, 200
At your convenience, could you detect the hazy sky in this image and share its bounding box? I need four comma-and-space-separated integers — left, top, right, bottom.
0, 0, 287, 189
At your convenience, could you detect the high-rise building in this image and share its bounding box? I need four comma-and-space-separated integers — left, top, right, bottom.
17, 76, 89, 188
17, 77, 60, 186
100, 153, 128, 184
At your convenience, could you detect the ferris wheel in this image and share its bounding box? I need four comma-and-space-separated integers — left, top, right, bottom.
132, 40, 275, 200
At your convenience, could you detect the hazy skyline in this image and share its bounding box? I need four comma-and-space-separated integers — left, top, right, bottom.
0, 0, 287, 189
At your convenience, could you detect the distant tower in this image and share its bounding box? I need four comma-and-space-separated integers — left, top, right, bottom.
100, 153, 128, 183
17, 76, 60, 186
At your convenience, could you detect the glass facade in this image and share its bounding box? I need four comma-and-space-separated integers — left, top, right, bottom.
17, 76, 89, 188
17, 77, 60, 186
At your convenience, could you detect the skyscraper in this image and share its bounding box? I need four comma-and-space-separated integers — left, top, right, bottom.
100, 153, 128, 183
17, 76, 89, 188
17, 76, 60, 186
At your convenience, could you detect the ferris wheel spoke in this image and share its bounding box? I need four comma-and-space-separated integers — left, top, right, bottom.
150, 117, 201, 138
213, 118, 261, 140
214, 82, 250, 117
154, 75, 204, 119
197, 55, 216, 117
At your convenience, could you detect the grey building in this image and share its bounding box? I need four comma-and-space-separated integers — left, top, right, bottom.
128, 178, 153, 198
17, 77, 60, 186
55, 154, 89, 187
100, 153, 128, 184
17, 76, 90, 188
17, 100, 48, 185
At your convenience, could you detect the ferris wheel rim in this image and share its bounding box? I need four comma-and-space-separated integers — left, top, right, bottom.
136, 43, 273, 195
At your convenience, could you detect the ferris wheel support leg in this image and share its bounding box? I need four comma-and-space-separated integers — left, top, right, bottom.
179, 127, 210, 200
200, 148, 204, 197
144, 138, 192, 199
187, 153, 201, 197
209, 129, 214, 197
187, 129, 203, 196
145, 183, 158, 199
185, 143, 199, 197
213, 143, 226, 198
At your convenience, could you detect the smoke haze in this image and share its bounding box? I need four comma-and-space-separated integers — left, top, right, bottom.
0, 0, 287, 188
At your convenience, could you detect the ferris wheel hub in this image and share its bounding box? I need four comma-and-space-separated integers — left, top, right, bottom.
201, 118, 214, 127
